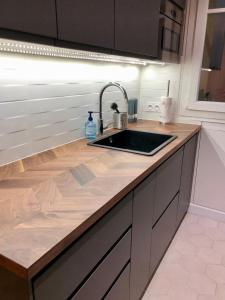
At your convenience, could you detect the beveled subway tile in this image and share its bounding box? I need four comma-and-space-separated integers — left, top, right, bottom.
0, 76, 139, 165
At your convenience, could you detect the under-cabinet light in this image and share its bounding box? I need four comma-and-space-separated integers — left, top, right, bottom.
201, 68, 212, 72
0, 38, 166, 66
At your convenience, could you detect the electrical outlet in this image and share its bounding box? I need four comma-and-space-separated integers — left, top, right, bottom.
145, 103, 154, 111
154, 104, 160, 112
145, 102, 161, 112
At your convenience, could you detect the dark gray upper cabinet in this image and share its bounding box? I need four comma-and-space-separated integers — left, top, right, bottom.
115, 0, 161, 57
0, 0, 57, 38
56, 0, 114, 49
177, 135, 198, 225
130, 173, 156, 300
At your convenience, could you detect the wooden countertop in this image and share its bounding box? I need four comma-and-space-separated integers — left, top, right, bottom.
0, 120, 200, 279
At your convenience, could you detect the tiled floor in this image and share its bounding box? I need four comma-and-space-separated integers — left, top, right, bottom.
142, 213, 225, 300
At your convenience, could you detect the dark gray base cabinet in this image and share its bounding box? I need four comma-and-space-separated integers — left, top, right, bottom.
0, 134, 198, 300
150, 194, 179, 277
71, 230, 131, 300
177, 134, 198, 225
154, 148, 183, 224
33, 193, 132, 300
130, 134, 198, 300
130, 173, 156, 300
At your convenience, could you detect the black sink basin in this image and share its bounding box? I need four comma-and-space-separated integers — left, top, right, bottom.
88, 129, 176, 156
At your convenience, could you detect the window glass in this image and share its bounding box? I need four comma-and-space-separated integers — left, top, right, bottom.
198, 13, 225, 102
209, 0, 225, 9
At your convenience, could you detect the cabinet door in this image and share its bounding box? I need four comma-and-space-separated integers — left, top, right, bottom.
150, 194, 179, 278
0, 0, 57, 38
130, 173, 156, 300
177, 135, 198, 225
154, 148, 183, 225
115, 0, 161, 57
56, 0, 114, 49
172, 0, 186, 9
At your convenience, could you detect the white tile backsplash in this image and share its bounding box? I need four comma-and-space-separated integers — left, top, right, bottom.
0, 53, 140, 166
0, 52, 181, 166
139, 64, 181, 121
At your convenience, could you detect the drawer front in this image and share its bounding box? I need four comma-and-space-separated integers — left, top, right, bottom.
33, 193, 132, 300
72, 230, 131, 300
153, 148, 183, 224
105, 263, 130, 300
150, 194, 179, 277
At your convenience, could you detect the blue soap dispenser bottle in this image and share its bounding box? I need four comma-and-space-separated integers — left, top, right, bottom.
85, 111, 96, 141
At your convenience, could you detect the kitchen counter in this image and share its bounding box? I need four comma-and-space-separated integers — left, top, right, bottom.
0, 120, 200, 279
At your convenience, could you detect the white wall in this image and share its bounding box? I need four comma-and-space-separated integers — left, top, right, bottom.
139, 64, 181, 122
0, 53, 140, 166
176, 0, 225, 220
193, 123, 225, 212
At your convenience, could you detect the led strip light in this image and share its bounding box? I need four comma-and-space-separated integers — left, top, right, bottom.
0, 38, 165, 66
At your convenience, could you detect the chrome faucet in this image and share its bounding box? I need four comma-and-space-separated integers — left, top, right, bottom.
99, 82, 128, 135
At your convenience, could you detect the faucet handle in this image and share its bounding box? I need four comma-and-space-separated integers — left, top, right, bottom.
99, 119, 104, 135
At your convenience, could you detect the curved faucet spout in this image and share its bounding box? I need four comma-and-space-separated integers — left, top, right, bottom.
99, 82, 128, 135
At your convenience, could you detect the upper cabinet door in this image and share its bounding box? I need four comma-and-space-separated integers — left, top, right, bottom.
0, 0, 57, 38
115, 0, 161, 57
56, 0, 114, 49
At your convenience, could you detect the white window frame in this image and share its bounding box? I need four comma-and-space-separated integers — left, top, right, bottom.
186, 0, 225, 112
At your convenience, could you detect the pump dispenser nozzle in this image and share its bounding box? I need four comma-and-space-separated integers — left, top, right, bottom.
88, 111, 93, 121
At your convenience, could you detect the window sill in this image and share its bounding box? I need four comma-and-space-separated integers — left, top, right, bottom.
187, 101, 225, 113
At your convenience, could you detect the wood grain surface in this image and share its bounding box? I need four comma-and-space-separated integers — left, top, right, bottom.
0, 120, 200, 279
